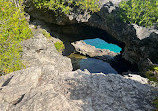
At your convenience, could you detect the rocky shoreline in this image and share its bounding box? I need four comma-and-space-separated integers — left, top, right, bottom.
0, 24, 157, 110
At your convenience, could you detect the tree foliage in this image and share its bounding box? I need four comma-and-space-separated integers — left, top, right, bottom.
0, 0, 32, 75
119, 0, 158, 27
32, 0, 100, 14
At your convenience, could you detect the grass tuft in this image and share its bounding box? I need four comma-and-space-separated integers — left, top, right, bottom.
54, 41, 65, 52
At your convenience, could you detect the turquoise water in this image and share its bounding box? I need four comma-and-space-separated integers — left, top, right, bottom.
84, 38, 122, 53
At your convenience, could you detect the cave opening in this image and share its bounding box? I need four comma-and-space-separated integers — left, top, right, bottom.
30, 19, 139, 74
68, 37, 122, 74
68, 38, 138, 74
45, 23, 139, 74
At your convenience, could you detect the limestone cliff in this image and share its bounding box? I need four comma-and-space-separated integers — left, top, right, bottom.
24, 0, 158, 72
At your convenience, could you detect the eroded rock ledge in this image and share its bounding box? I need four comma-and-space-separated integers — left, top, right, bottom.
72, 40, 118, 61
0, 25, 157, 111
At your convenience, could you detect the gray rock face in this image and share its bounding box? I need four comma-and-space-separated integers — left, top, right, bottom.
22, 28, 72, 72
0, 25, 157, 111
25, 0, 158, 72
87, 3, 158, 71
0, 67, 42, 105
0, 68, 157, 111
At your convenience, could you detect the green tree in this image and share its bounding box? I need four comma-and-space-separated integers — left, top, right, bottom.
0, 0, 32, 75
119, 0, 158, 27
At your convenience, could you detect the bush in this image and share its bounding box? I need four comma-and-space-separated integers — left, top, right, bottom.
153, 97, 158, 110
145, 66, 158, 109
145, 66, 158, 83
0, 0, 32, 75
42, 29, 52, 39
32, 0, 100, 14
54, 41, 65, 52
119, 0, 158, 27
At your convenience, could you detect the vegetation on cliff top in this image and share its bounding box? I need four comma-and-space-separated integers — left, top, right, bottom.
32, 0, 158, 27
0, 0, 32, 75
32, 0, 100, 14
119, 0, 158, 27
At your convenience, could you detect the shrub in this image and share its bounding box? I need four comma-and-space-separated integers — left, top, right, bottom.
0, 0, 32, 75
32, 0, 100, 14
42, 29, 52, 39
153, 97, 158, 110
119, 0, 158, 27
145, 66, 158, 83
145, 66, 158, 109
54, 41, 65, 52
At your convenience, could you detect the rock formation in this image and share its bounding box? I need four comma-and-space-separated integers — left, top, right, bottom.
0, 24, 157, 111
0, 1, 158, 110
22, 26, 72, 72
72, 40, 118, 61
0, 68, 157, 111
24, 0, 158, 72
